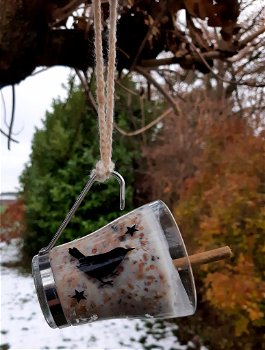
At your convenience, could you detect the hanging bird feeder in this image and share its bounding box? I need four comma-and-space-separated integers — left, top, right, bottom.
31, 0, 232, 329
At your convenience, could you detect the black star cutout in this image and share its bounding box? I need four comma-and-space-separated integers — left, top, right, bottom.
111, 225, 118, 232
71, 289, 86, 303
125, 224, 139, 236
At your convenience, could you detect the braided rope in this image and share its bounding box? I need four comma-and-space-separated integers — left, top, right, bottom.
92, 0, 117, 181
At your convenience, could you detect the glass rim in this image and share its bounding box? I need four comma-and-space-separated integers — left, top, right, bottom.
148, 200, 197, 311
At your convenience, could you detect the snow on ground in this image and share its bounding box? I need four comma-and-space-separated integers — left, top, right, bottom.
0, 240, 188, 350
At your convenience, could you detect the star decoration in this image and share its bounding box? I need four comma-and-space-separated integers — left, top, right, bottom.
71, 289, 86, 303
111, 225, 118, 232
125, 224, 139, 236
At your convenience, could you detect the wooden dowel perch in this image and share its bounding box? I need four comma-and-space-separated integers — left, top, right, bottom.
173, 246, 232, 269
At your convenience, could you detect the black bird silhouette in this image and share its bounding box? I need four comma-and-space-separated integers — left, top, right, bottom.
69, 246, 134, 287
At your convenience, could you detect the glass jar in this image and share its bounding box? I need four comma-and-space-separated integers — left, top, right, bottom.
32, 200, 196, 328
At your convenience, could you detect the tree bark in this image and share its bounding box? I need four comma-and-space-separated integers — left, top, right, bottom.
0, 0, 48, 86
1, 0, 261, 89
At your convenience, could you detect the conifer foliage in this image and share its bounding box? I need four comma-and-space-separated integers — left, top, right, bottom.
20, 79, 144, 257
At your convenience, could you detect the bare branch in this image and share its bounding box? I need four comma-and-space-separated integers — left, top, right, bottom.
1, 89, 8, 129
234, 47, 263, 74
75, 69, 97, 114
7, 85, 16, 150
135, 66, 180, 114
115, 107, 174, 136
126, 4, 167, 75
115, 80, 139, 96
31, 68, 50, 77
239, 25, 265, 48
188, 40, 265, 88
228, 45, 253, 63
0, 128, 19, 143
141, 51, 222, 68
156, 70, 186, 102
49, 0, 86, 26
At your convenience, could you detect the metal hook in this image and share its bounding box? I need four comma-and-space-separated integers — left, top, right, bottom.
39, 171, 125, 255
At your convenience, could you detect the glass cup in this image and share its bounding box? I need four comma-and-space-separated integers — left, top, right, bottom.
32, 200, 196, 328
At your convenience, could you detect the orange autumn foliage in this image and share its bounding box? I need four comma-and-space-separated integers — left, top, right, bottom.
137, 85, 264, 348
0, 199, 25, 242
174, 116, 265, 345
205, 255, 264, 322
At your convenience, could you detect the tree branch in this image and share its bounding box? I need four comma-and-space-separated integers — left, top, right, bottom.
140, 51, 223, 68
115, 107, 174, 136
135, 66, 180, 114
0, 128, 19, 144
239, 25, 265, 48
126, 1, 167, 75
75, 69, 97, 114
186, 40, 265, 88
49, 0, 86, 26
7, 85, 16, 150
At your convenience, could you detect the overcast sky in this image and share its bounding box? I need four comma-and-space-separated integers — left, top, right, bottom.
1, 67, 70, 193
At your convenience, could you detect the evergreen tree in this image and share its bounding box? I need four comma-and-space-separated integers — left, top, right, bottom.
20, 78, 150, 257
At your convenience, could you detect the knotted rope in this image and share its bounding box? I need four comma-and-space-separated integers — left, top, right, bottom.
92, 0, 118, 182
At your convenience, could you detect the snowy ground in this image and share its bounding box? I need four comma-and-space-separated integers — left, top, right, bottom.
0, 240, 193, 350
